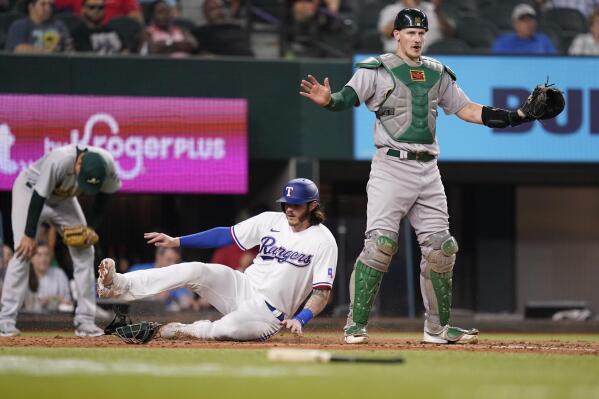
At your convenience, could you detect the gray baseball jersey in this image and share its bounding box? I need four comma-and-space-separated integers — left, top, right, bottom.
25, 144, 121, 205
346, 57, 470, 156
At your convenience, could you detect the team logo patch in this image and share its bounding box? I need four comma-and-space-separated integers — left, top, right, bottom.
410, 70, 426, 82
415, 16, 422, 25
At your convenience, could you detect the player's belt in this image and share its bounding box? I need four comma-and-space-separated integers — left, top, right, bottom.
265, 301, 285, 321
386, 148, 436, 162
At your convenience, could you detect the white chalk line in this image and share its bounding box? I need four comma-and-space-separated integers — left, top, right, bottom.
0, 355, 326, 377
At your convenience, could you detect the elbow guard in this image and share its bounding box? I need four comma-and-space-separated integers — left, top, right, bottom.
481, 106, 526, 128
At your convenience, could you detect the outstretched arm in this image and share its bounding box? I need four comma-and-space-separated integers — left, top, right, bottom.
281, 288, 331, 335
456, 101, 527, 127
144, 227, 233, 249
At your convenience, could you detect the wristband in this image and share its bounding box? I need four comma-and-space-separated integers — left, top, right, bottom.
293, 309, 314, 327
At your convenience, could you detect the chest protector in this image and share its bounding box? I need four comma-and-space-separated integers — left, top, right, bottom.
375, 54, 444, 144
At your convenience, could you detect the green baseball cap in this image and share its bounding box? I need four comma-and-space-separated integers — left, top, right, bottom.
78, 152, 107, 194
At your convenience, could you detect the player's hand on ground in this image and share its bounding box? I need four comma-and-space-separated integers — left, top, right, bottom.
15, 235, 36, 260
299, 75, 332, 107
144, 232, 180, 247
281, 319, 303, 335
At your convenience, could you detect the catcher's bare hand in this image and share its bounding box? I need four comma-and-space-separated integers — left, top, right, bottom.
16, 235, 36, 260
144, 232, 180, 247
299, 75, 332, 107
281, 319, 303, 335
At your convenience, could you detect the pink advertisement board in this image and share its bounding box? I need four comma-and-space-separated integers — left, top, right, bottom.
0, 94, 247, 193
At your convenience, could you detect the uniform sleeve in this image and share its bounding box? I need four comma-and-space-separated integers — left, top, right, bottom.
33, 153, 61, 198
345, 68, 378, 106
100, 155, 121, 193
311, 242, 337, 290
230, 212, 275, 251
437, 71, 470, 115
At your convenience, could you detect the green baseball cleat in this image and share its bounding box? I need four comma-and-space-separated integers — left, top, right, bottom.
344, 323, 369, 344
422, 325, 479, 344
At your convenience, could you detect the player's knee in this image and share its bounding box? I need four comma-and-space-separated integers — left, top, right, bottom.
358, 229, 399, 272
422, 230, 458, 274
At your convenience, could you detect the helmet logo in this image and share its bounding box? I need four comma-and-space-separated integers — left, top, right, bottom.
285, 186, 294, 196
87, 177, 101, 185
415, 16, 422, 25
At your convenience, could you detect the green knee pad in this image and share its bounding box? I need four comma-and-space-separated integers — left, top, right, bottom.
430, 270, 452, 326
352, 260, 384, 326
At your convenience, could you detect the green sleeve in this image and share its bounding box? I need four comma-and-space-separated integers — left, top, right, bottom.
24, 191, 46, 238
325, 86, 359, 112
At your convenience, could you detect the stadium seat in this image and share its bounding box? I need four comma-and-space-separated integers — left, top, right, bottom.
353, 0, 384, 52
427, 38, 472, 55
107, 16, 143, 52
442, 0, 478, 19
537, 18, 566, 54
480, 3, 514, 33
456, 17, 498, 50
172, 16, 196, 31
543, 8, 587, 48
192, 23, 254, 56
55, 13, 84, 34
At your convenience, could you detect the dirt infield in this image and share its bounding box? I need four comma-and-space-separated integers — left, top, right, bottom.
1, 334, 598, 356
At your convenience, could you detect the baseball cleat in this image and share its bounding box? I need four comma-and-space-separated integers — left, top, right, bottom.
97, 258, 117, 298
75, 322, 104, 337
344, 323, 369, 344
422, 325, 479, 344
156, 322, 186, 339
0, 322, 20, 337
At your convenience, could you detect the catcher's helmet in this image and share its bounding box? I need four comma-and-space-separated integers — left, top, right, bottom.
276, 178, 319, 205
394, 8, 428, 31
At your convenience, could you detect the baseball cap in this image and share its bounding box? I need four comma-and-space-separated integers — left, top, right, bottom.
512, 3, 536, 21
78, 151, 107, 194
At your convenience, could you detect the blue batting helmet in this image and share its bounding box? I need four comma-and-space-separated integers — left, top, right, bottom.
276, 178, 319, 205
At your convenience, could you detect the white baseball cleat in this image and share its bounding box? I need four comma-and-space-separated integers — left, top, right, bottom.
343, 323, 369, 344
97, 258, 117, 298
75, 322, 104, 337
422, 325, 479, 344
0, 322, 20, 337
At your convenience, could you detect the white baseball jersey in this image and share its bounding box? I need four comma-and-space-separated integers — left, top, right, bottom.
25, 144, 121, 204
231, 211, 338, 317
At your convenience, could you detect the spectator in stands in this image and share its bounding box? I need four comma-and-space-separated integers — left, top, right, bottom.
142, 0, 197, 56
72, 0, 125, 54
128, 247, 196, 311
378, 0, 455, 53
537, 0, 599, 17
210, 244, 258, 273
5, 0, 72, 53
139, 0, 177, 21
72, 0, 144, 25
569, 8, 599, 54
25, 243, 73, 313
491, 3, 557, 54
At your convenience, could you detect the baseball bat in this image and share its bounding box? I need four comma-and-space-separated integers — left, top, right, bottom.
266, 348, 404, 364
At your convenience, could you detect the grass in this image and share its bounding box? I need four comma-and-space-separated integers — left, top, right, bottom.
1, 334, 598, 399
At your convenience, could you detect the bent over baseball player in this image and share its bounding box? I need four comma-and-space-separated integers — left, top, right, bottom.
97, 178, 338, 341
299, 8, 564, 344
0, 144, 121, 337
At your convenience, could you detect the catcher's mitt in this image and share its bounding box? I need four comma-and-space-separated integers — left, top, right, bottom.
520, 81, 565, 121
62, 225, 99, 247
115, 321, 162, 345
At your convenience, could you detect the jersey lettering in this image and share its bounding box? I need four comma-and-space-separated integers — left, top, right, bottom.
259, 236, 313, 267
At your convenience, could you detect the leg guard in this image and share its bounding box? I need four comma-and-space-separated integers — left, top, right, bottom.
349, 230, 398, 327
420, 231, 458, 331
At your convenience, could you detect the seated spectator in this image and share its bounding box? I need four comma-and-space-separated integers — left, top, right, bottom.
569, 8, 599, 54
378, 0, 455, 53
142, 0, 197, 56
71, 0, 144, 24
72, 0, 125, 53
192, 0, 253, 56
5, 0, 72, 53
491, 3, 557, 54
128, 247, 196, 311
25, 243, 73, 313
139, 0, 177, 21
210, 243, 258, 272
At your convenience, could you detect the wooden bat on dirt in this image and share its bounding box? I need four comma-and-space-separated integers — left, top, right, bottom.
267, 348, 405, 364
